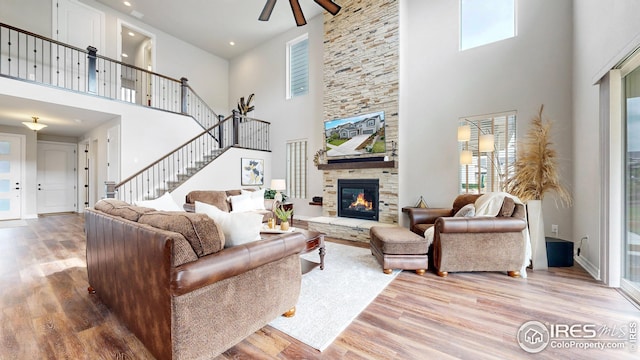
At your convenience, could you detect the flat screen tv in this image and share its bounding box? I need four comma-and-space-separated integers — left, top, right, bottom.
324, 111, 385, 157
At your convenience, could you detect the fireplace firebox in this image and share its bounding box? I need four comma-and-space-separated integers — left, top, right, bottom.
337, 179, 379, 221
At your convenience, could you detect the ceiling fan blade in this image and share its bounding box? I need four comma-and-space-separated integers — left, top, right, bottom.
289, 0, 307, 26
259, 0, 278, 21
313, 0, 341, 16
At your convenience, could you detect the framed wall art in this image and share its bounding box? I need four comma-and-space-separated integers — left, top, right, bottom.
241, 158, 264, 185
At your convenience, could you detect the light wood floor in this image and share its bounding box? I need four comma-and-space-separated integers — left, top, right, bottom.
1, 213, 639, 359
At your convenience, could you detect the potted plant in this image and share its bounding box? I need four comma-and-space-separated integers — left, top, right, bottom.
274, 205, 293, 231
504, 105, 572, 269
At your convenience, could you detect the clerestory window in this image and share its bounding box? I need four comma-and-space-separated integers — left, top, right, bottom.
460, 0, 516, 51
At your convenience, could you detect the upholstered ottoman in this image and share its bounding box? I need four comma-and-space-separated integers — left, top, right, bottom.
370, 226, 429, 275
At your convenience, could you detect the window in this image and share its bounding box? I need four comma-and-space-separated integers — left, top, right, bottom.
120, 87, 136, 103
458, 112, 516, 193
460, 0, 516, 51
286, 34, 309, 99
286, 139, 307, 199
623, 57, 640, 303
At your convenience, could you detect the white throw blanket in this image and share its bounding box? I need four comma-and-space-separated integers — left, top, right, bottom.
423, 192, 532, 278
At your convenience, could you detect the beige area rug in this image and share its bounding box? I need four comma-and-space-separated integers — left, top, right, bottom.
0, 219, 28, 228
269, 241, 400, 351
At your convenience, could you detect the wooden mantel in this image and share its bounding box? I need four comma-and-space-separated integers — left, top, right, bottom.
317, 160, 396, 170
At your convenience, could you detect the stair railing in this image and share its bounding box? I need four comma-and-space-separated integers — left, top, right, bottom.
0, 22, 217, 129
113, 111, 270, 203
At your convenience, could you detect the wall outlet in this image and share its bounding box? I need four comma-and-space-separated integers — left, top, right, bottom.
551, 224, 558, 235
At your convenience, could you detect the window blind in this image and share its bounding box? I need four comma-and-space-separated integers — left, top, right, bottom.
286, 139, 307, 199
288, 35, 308, 98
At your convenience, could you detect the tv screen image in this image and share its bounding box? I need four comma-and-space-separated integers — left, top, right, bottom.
324, 111, 385, 157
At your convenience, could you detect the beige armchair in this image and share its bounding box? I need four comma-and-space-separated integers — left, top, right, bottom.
404, 193, 527, 277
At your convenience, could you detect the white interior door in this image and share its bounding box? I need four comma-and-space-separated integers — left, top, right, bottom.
53, 0, 105, 50
37, 142, 77, 214
107, 125, 120, 181
0, 134, 24, 220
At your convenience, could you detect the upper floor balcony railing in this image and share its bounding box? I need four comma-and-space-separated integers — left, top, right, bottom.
0, 22, 220, 129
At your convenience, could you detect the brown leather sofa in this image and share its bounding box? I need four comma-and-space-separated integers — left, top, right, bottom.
183, 189, 275, 222
404, 194, 527, 277
85, 199, 306, 360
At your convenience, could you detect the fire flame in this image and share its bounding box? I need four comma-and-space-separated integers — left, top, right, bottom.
349, 193, 373, 210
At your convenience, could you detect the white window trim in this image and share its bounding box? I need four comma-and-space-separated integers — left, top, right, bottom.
286, 33, 309, 100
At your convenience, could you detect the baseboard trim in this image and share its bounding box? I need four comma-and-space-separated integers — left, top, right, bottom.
574, 255, 600, 281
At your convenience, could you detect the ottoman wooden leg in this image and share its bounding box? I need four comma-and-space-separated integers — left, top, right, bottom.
383, 269, 393, 274
415, 269, 426, 275
508, 271, 521, 278
437, 271, 448, 277
283, 307, 296, 317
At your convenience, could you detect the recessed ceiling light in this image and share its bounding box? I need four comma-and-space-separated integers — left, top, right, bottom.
122, 53, 129, 58
229, 41, 235, 46
124, 1, 131, 6
128, 31, 135, 37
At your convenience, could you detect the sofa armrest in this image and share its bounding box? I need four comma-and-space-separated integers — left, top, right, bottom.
171, 232, 307, 296
404, 207, 452, 231
435, 216, 526, 233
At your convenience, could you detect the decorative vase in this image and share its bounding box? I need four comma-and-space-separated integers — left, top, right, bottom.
526, 199, 548, 270
280, 221, 290, 231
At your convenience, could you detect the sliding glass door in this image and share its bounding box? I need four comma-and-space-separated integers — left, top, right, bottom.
623, 63, 640, 301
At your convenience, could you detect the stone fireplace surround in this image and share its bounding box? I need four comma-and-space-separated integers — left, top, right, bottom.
308, 0, 400, 241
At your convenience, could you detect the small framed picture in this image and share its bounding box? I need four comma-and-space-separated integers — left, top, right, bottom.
241, 158, 264, 185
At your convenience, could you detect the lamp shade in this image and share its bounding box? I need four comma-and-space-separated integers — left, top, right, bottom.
270, 179, 286, 191
460, 150, 473, 165
479, 134, 495, 152
457, 125, 471, 142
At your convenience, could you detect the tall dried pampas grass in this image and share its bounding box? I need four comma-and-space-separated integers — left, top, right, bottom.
504, 105, 572, 206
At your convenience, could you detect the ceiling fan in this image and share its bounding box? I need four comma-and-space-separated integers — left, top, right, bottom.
259, 0, 342, 27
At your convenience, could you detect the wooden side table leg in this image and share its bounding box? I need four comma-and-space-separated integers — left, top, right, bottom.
319, 245, 325, 270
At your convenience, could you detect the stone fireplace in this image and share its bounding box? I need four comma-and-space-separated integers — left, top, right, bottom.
308, 0, 399, 241
337, 179, 379, 221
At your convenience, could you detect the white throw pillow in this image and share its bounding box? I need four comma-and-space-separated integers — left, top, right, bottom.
454, 203, 475, 217
229, 193, 254, 212
241, 188, 267, 210
134, 192, 184, 212
196, 201, 262, 247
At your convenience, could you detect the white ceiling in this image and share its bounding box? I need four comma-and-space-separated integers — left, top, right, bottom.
94, 0, 325, 59
0, 94, 118, 137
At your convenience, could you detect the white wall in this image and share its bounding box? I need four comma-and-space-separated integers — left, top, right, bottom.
228, 15, 324, 218
573, 0, 640, 279
399, 0, 574, 242
0, 77, 204, 208
170, 147, 273, 205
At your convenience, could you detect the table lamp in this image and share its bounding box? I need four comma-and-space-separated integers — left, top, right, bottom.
270, 179, 286, 202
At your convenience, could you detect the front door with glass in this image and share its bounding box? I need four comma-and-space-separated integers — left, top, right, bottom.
0, 134, 23, 220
